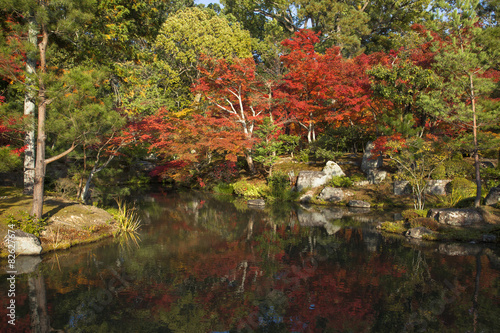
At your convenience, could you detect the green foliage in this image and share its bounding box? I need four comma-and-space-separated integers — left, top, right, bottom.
431, 163, 447, 180
212, 182, 234, 195
314, 126, 375, 153
401, 209, 428, 220
0, 146, 21, 173
409, 217, 441, 231
231, 180, 268, 198
443, 159, 475, 178
113, 199, 142, 234
7, 212, 48, 237
253, 118, 283, 176
314, 148, 342, 162
440, 177, 477, 207
266, 172, 296, 202
296, 149, 310, 163
379, 221, 407, 234
481, 167, 500, 190
329, 176, 353, 188
278, 134, 300, 157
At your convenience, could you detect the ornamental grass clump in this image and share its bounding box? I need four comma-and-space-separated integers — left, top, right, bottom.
114, 198, 142, 234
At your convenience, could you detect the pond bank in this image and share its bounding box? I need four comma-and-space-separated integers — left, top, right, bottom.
0, 193, 118, 258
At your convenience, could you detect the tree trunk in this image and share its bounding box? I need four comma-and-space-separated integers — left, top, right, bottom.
23, 16, 37, 195
32, 25, 48, 219
471, 74, 481, 208
245, 150, 256, 174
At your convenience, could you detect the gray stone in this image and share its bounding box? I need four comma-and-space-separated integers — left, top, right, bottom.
247, 199, 265, 207
322, 161, 345, 177
361, 141, 383, 174
299, 189, 315, 203
3, 230, 42, 256
317, 187, 344, 202
484, 187, 500, 206
368, 170, 387, 184
425, 179, 451, 195
347, 200, 370, 208
353, 180, 370, 186
405, 227, 434, 239
480, 161, 495, 169
482, 234, 497, 243
295, 171, 329, 191
427, 208, 484, 226
394, 180, 412, 195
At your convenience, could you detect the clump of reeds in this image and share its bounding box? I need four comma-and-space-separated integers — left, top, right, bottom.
114, 198, 142, 234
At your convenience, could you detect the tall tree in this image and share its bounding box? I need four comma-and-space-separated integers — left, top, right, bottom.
422, 0, 500, 207
195, 56, 268, 174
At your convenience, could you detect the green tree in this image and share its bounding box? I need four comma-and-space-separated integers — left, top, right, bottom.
422, 0, 500, 207
153, 6, 254, 110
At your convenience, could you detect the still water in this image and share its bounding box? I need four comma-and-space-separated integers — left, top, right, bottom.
1, 191, 500, 332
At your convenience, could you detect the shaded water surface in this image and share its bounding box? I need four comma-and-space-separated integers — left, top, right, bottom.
1, 191, 500, 332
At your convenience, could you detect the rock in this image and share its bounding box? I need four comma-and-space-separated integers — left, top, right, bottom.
353, 180, 370, 186
480, 161, 495, 169
322, 161, 345, 177
3, 230, 42, 256
361, 141, 383, 174
299, 189, 316, 203
405, 227, 434, 239
425, 180, 451, 195
482, 234, 497, 243
247, 199, 265, 207
484, 187, 500, 206
427, 208, 484, 226
295, 171, 329, 191
317, 187, 344, 202
347, 200, 370, 208
393, 180, 412, 195
367, 170, 387, 185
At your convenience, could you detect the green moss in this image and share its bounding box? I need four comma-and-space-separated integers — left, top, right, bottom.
379, 221, 407, 234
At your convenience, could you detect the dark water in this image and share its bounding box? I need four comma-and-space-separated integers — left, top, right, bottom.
1, 191, 500, 332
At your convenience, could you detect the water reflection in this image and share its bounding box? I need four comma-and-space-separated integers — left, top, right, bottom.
1, 191, 499, 332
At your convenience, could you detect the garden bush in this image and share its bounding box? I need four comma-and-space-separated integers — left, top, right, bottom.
232, 180, 268, 198
329, 176, 353, 188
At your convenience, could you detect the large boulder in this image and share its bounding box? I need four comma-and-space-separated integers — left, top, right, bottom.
317, 187, 344, 202
427, 208, 484, 226
425, 180, 451, 195
3, 230, 42, 256
347, 200, 370, 208
484, 186, 500, 206
367, 170, 387, 185
296, 171, 329, 191
322, 161, 345, 177
393, 180, 412, 195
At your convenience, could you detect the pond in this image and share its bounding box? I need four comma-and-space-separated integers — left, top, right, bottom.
1, 190, 500, 332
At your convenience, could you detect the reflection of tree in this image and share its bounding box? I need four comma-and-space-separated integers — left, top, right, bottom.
28, 272, 51, 333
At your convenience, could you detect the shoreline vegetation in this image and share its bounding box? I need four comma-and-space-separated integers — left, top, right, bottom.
1, 153, 499, 257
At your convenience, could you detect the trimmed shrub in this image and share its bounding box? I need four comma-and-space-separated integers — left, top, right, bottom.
232, 180, 268, 198
329, 176, 353, 188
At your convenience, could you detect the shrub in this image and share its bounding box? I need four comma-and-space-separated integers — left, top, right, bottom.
267, 172, 296, 201
114, 199, 142, 234
296, 149, 310, 163
444, 159, 474, 178
448, 177, 476, 197
232, 180, 268, 198
7, 212, 48, 237
314, 148, 342, 162
379, 221, 407, 234
482, 167, 500, 190
401, 209, 428, 221
431, 163, 447, 180
213, 182, 234, 195
329, 176, 353, 188
410, 217, 441, 231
